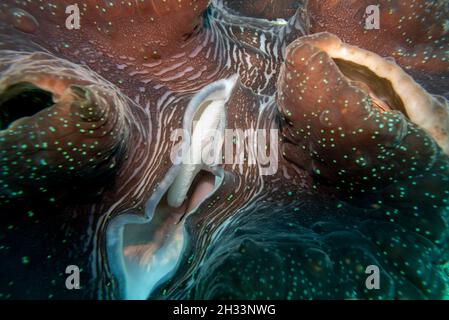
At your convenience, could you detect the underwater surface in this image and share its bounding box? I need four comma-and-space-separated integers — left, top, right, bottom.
0, 0, 448, 300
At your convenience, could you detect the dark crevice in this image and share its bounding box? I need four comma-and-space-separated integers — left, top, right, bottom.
0, 82, 54, 130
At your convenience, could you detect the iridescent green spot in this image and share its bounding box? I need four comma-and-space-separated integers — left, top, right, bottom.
21, 256, 30, 265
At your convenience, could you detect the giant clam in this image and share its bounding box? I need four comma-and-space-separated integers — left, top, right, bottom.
0, 0, 448, 300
